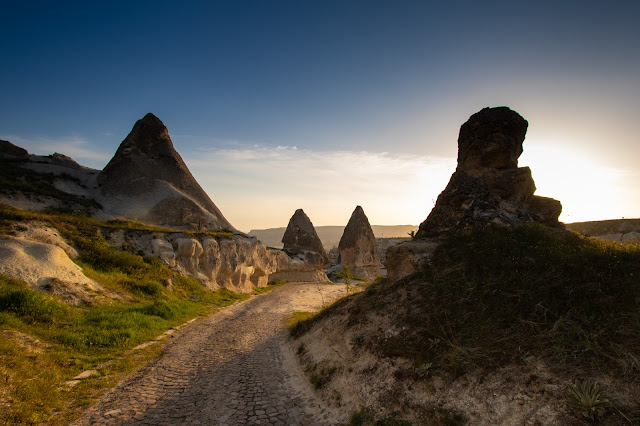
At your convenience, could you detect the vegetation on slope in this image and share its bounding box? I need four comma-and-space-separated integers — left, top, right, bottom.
292, 224, 640, 423
362, 225, 640, 378
0, 204, 251, 423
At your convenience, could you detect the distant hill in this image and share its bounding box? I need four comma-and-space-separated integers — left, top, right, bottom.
566, 218, 640, 242
248, 225, 418, 249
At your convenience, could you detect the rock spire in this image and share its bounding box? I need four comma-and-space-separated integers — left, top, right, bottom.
282, 209, 329, 265
338, 206, 380, 280
97, 113, 234, 231
416, 106, 562, 238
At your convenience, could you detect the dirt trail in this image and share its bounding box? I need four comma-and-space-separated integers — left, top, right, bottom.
76, 283, 349, 425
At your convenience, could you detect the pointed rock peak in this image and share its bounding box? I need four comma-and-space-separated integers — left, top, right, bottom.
339, 206, 376, 249
282, 209, 327, 258
338, 205, 380, 279
97, 114, 235, 232
120, 112, 173, 155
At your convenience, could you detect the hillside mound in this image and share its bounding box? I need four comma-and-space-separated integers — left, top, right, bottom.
0, 236, 121, 305
97, 113, 234, 231
292, 225, 640, 424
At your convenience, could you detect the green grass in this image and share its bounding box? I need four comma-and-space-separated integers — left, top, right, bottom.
354, 224, 640, 378
0, 204, 253, 423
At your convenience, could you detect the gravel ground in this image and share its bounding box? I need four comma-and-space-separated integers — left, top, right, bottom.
76, 283, 349, 425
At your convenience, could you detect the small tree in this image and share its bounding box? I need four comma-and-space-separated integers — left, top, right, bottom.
337, 266, 354, 293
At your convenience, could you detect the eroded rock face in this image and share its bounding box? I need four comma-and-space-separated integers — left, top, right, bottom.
102, 229, 284, 293
416, 106, 562, 238
338, 206, 380, 280
386, 106, 563, 282
269, 209, 330, 283
97, 113, 235, 232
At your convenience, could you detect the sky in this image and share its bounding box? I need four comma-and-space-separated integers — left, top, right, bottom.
1, 0, 639, 232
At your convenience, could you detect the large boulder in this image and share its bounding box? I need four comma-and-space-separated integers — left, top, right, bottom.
269, 209, 330, 283
387, 106, 563, 281
97, 113, 235, 232
338, 206, 380, 280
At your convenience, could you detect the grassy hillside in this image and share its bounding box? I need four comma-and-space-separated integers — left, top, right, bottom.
0, 204, 258, 424
292, 224, 640, 424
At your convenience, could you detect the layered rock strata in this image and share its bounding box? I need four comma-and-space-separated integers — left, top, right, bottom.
98, 113, 235, 232
386, 106, 563, 281
269, 209, 330, 283
338, 206, 380, 280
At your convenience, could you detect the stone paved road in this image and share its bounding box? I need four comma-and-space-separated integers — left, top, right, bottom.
77, 283, 348, 425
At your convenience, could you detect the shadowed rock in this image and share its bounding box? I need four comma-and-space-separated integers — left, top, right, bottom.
416, 106, 562, 238
338, 206, 380, 280
0, 140, 29, 158
282, 209, 329, 265
269, 209, 330, 283
387, 106, 563, 281
97, 113, 234, 231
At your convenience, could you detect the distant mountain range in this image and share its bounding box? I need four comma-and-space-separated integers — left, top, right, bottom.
248, 225, 419, 249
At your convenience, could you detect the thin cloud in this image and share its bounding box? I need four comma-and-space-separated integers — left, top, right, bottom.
185, 145, 456, 232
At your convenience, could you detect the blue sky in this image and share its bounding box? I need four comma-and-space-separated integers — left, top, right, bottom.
2, 1, 639, 231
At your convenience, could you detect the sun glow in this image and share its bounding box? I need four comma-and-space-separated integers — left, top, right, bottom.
520, 141, 635, 223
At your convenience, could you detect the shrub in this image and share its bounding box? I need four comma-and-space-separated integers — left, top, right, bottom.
567, 379, 612, 421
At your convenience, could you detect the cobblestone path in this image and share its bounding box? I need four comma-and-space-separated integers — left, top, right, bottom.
77, 283, 348, 425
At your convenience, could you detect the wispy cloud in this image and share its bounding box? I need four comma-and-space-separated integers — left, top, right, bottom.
185, 145, 456, 232
1, 135, 111, 169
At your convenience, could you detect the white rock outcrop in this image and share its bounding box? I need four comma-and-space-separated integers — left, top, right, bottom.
0, 237, 120, 305
103, 230, 288, 293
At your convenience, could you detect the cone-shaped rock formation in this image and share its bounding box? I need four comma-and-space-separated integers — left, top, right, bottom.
416, 106, 562, 238
338, 206, 380, 280
269, 209, 330, 282
282, 209, 330, 265
97, 113, 234, 231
